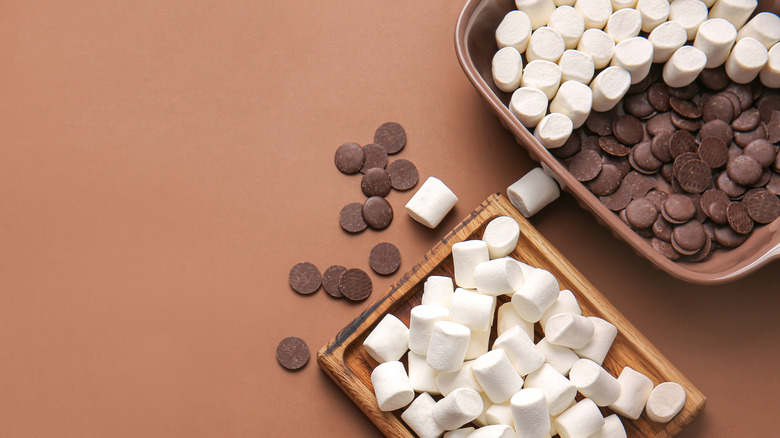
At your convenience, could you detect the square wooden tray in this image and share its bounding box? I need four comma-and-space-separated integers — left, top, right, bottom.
318, 194, 705, 437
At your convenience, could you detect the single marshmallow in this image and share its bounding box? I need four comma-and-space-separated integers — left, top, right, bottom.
363, 313, 410, 363
427, 321, 471, 373
568, 359, 621, 406
493, 47, 524, 93
611, 37, 654, 84
574, 0, 613, 29
636, 0, 670, 33
496, 10, 533, 53
559, 49, 596, 83
407, 351, 441, 394
436, 360, 484, 396
548, 6, 586, 49
760, 43, 780, 88
609, 366, 654, 419
534, 113, 574, 149
405, 176, 458, 228
507, 167, 562, 218
402, 393, 445, 438
474, 258, 525, 296
527, 27, 567, 62
536, 337, 580, 375
444, 428, 476, 438
516, 0, 557, 29
474, 392, 493, 427
521, 60, 563, 100
663, 45, 707, 88
485, 402, 515, 428
554, 398, 605, 438
611, 0, 637, 9
645, 381, 686, 423
590, 66, 631, 111
694, 18, 738, 68
371, 361, 415, 411
577, 29, 615, 69
512, 268, 560, 322
466, 329, 491, 360
409, 304, 450, 355
556, 0, 577, 5
574, 316, 618, 365
648, 21, 687, 63
422, 276, 455, 308
550, 399, 577, 436
545, 313, 595, 349
736, 12, 780, 49
510, 86, 550, 128
432, 387, 484, 430
450, 288, 496, 331
493, 325, 546, 376
708, 0, 758, 29
669, 0, 708, 41
605, 8, 641, 43
468, 425, 516, 438
549, 80, 593, 128
497, 301, 535, 339
452, 240, 489, 289
539, 289, 581, 330
589, 414, 627, 438
523, 363, 577, 416
473, 349, 525, 403
511, 388, 550, 438
725, 37, 769, 84
482, 216, 521, 259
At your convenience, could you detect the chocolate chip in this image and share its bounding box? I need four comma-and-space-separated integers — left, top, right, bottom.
670, 97, 702, 119
599, 136, 631, 157
361, 168, 392, 197
671, 221, 707, 254
743, 189, 780, 224
588, 164, 622, 196
362, 196, 393, 230
700, 119, 733, 144
716, 171, 747, 198
387, 159, 419, 191
369, 242, 402, 275
671, 110, 702, 131
335, 142, 365, 174
586, 110, 616, 136
322, 265, 347, 298
698, 136, 729, 168
663, 193, 696, 223
276, 337, 310, 371
652, 215, 674, 241
647, 112, 676, 136
727, 201, 754, 234
340, 202, 368, 233
733, 123, 767, 147
743, 139, 776, 167
678, 159, 711, 194
613, 115, 644, 146
687, 236, 713, 262
767, 111, 780, 143
339, 268, 373, 301
731, 108, 761, 131
668, 82, 700, 100
702, 94, 734, 122
652, 237, 680, 260
567, 149, 603, 181
648, 83, 672, 112
699, 67, 729, 91
721, 91, 744, 118
360, 143, 388, 173
625, 91, 655, 118
289, 262, 321, 295
673, 152, 700, 182
600, 183, 633, 211
758, 95, 780, 123
727, 155, 763, 185
725, 83, 753, 110
669, 130, 698, 159
647, 189, 669, 210
374, 122, 406, 154
632, 140, 663, 172
714, 224, 749, 247
651, 132, 674, 162
625, 198, 658, 228
552, 134, 582, 159
701, 189, 730, 224
624, 171, 658, 198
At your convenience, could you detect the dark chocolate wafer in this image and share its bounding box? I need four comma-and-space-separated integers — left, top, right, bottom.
743, 189, 780, 224
276, 337, 310, 371
369, 242, 401, 275
374, 122, 406, 154
360, 143, 388, 173
289, 262, 321, 295
567, 149, 603, 181
387, 159, 419, 191
362, 196, 393, 230
361, 168, 392, 197
698, 136, 729, 168
335, 142, 365, 174
322, 265, 347, 298
339, 268, 372, 301
727, 201, 754, 234
340, 202, 368, 233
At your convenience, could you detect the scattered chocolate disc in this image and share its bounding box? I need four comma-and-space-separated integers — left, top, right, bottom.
767, 173, 780, 195
360, 143, 388, 173
733, 123, 767, 147
670, 97, 701, 119
701, 189, 730, 224
361, 167, 392, 197
650, 132, 674, 163
687, 235, 713, 262
334, 142, 365, 175
750, 168, 772, 188
699, 67, 729, 91
567, 149, 603, 181
625, 198, 658, 229
387, 159, 419, 191
716, 171, 748, 198
731, 108, 760, 131
669, 130, 698, 159
339, 268, 373, 301
613, 115, 644, 146
369, 242, 402, 275
582, 135, 601, 151
362, 196, 394, 230
652, 237, 680, 260
677, 159, 711, 194
276, 337, 310, 371
743, 139, 776, 167
586, 110, 616, 136
632, 141, 663, 172
671, 221, 707, 254
721, 91, 743, 117
758, 95, 780, 122
340, 202, 368, 233
767, 110, 780, 143
727, 155, 762, 186
553, 134, 582, 158
725, 83, 753, 110
374, 122, 407, 154
663, 194, 696, 223
588, 164, 622, 196
288, 262, 321, 295
646, 190, 669, 210
599, 136, 631, 157
743, 189, 780, 224
647, 112, 675, 136
625, 91, 655, 118
600, 183, 633, 211
322, 265, 347, 298
700, 119, 733, 144
727, 201, 754, 234
702, 94, 734, 122
668, 82, 699, 100
672, 152, 700, 181
603, 154, 632, 178
652, 215, 673, 241
714, 224, 749, 247
648, 83, 671, 112
698, 136, 729, 168
623, 171, 657, 198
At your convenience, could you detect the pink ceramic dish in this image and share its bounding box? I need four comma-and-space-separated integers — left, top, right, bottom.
455, 0, 780, 284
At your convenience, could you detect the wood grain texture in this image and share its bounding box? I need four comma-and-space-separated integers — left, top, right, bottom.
318, 194, 706, 437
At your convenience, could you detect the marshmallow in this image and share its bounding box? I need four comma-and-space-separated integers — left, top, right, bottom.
611, 0, 637, 9
482, 216, 521, 259
524, 363, 577, 416
493, 325, 546, 376
577, 29, 615, 69
548, 6, 586, 49
648, 21, 687, 63
444, 428, 476, 438
527, 27, 567, 63
474, 392, 493, 427
510, 86, 550, 128
452, 240, 489, 289
406, 176, 458, 228
568, 359, 620, 406
496, 10, 533, 53
493, 47, 524, 93
507, 167, 562, 218
511, 388, 550, 438
611, 37, 654, 84
541, 160, 568, 190
539, 289, 581, 330
427, 321, 471, 372
522, 60, 563, 100
363, 313, 410, 363
609, 366, 654, 419
556, 0, 577, 5
559, 49, 596, 83
574, 316, 618, 365
409, 304, 450, 355
536, 337, 580, 375
590, 66, 631, 111
371, 361, 414, 411
725, 37, 769, 84
645, 381, 686, 423
534, 113, 574, 148
468, 425, 516, 438
694, 18, 738, 69
605, 8, 641, 43
669, 0, 708, 41
486, 401, 515, 427
545, 313, 595, 349
437, 360, 484, 396
474, 258, 525, 296
516, 0, 557, 29
549, 80, 593, 128
450, 288, 496, 331
408, 351, 441, 394
708, 0, 758, 30
497, 301, 535, 339
760, 43, 780, 88
466, 329, 491, 360
512, 268, 560, 322
636, 0, 670, 33
590, 414, 627, 438
574, 0, 613, 29
736, 12, 780, 49
401, 393, 445, 438
555, 398, 605, 438
473, 349, 525, 403
663, 45, 707, 88
432, 387, 484, 430
422, 276, 455, 308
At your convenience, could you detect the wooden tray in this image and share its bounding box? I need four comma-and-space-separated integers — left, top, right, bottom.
318, 194, 706, 437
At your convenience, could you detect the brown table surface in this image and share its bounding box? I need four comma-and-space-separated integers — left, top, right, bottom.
1, 1, 777, 437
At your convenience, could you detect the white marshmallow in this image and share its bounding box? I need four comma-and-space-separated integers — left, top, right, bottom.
648, 21, 687, 63
468, 425, 516, 438
496, 10, 533, 53
432, 387, 484, 430
645, 381, 686, 423
402, 392, 445, 438
474, 392, 493, 427
539, 289, 581, 330
493, 47, 524, 93
555, 398, 605, 438
497, 302, 535, 340
611, 0, 637, 9
450, 288, 496, 331
556, 0, 577, 5
485, 401, 515, 427
522, 60, 563, 100
406, 176, 458, 229
590, 66, 631, 111
409, 304, 450, 355
636, 0, 670, 33
493, 325, 546, 376
736, 12, 780, 49
669, 0, 708, 41
512, 268, 560, 322
507, 167, 562, 218
609, 366, 654, 419
568, 359, 620, 406
577, 29, 615, 69
408, 351, 441, 394
549, 6, 586, 49
725, 37, 769, 84
545, 313, 595, 349
473, 349, 525, 403
422, 276, 455, 308
550, 399, 577, 436
694, 18, 738, 69
708, 0, 757, 30
605, 8, 641, 43
536, 337, 580, 375
437, 360, 484, 396
611, 37, 654, 84
363, 313, 410, 363
574, 0, 612, 29
427, 321, 471, 373
452, 240, 489, 289
516, 0, 558, 29
511, 388, 550, 438
541, 160, 568, 192
527, 27, 567, 63
466, 329, 491, 360
559, 49, 596, 83
371, 361, 415, 411
760, 43, 780, 88
574, 316, 618, 365
663, 45, 707, 88
523, 363, 577, 416
549, 80, 593, 128
590, 414, 627, 438
534, 113, 574, 149
510, 86, 550, 128
482, 216, 521, 259
474, 258, 525, 296
444, 428, 476, 438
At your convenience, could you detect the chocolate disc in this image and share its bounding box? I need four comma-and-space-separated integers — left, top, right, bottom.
623, 171, 658, 198
670, 97, 702, 119
767, 173, 780, 195
632, 141, 663, 172
671, 221, 707, 254
647, 112, 675, 136
672, 152, 700, 181
701, 189, 730, 224
339, 268, 372, 301
743, 189, 780, 224
699, 67, 729, 91
625, 198, 658, 229
716, 171, 747, 198
727, 201, 754, 234
648, 83, 672, 112
600, 183, 633, 211
714, 224, 749, 247
743, 139, 776, 167
613, 115, 644, 146
652, 215, 673, 241
727, 155, 762, 186
625, 91, 655, 118
288, 262, 321, 295
340, 202, 368, 233
603, 154, 632, 179
698, 136, 729, 168
374, 122, 406, 154
276, 337, 310, 371
360, 143, 388, 173
669, 130, 698, 159
758, 95, 780, 123
322, 265, 347, 298
646, 190, 669, 210
588, 164, 622, 196
700, 119, 733, 144
677, 160, 711, 194
598, 136, 631, 157
652, 237, 680, 260
369, 242, 402, 275
361, 168, 392, 197
362, 196, 393, 230
725, 83, 753, 110
767, 110, 780, 143
663, 194, 696, 223
687, 235, 713, 262
582, 135, 601, 151
733, 124, 767, 147
387, 159, 419, 191
668, 82, 699, 100
731, 108, 760, 131
335, 142, 365, 174
553, 134, 582, 158
651, 132, 674, 163
585, 110, 616, 136
567, 149, 603, 181
702, 95, 735, 122
721, 91, 743, 118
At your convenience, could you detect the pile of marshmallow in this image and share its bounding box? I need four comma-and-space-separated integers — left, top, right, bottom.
491, 0, 780, 149
363, 216, 686, 438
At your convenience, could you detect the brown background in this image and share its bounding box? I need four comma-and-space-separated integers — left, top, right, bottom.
0, 1, 777, 437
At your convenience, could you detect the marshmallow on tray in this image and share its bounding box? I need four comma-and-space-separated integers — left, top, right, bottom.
474, 257, 525, 296
452, 240, 489, 289
497, 301, 535, 339
645, 381, 686, 423
590, 414, 627, 438
636, 0, 670, 33
760, 43, 780, 88
427, 321, 472, 372
549, 80, 593, 128
521, 60, 563, 100
545, 313, 595, 349
548, 6, 586, 49
575, 0, 613, 29
449, 288, 496, 331
526, 26, 567, 62
405, 176, 458, 228
371, 361, 415, 411
493, 47, 524, 93
524, 363, 577, 416
708, 0, 758, 30
539, 289, 581, 330
473, 349, 525, 403
555, 398, 605, 438
401, 393, 445, 438
422, 276, 455, 308
507, 167, 561, 218
512, 268, 560, 322
559, 49, 596, 83
363, 313, 410, 363
663, 45, 707, 88
496, 10, 533, 53
648, 21, 687, 63
568, 359, 621, 406
694, 18, 738, 69
574, 316, 618, 365
516, 0, 557, 29
436, 360, 483, 396
609, 366, 655, 419
407, 351, 441, 394
577, 29, 616, 69
611, 37, 654, 84
444, 428, 476, 438
736, 12, 780, 49
493, 325, 546, 375
468, 425, 516, 438
605, 8, 642, 43
510, 86, 549, 128
725, 37, 769, 84
432, 387, 484, 430
534, 113, 574, 149
511, 388, 550, 438
669, 0, 708, 41
537, 337, 580, 375
482, 216, 521, 259
409, 304, 450, 355
590, 66, 631, 111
